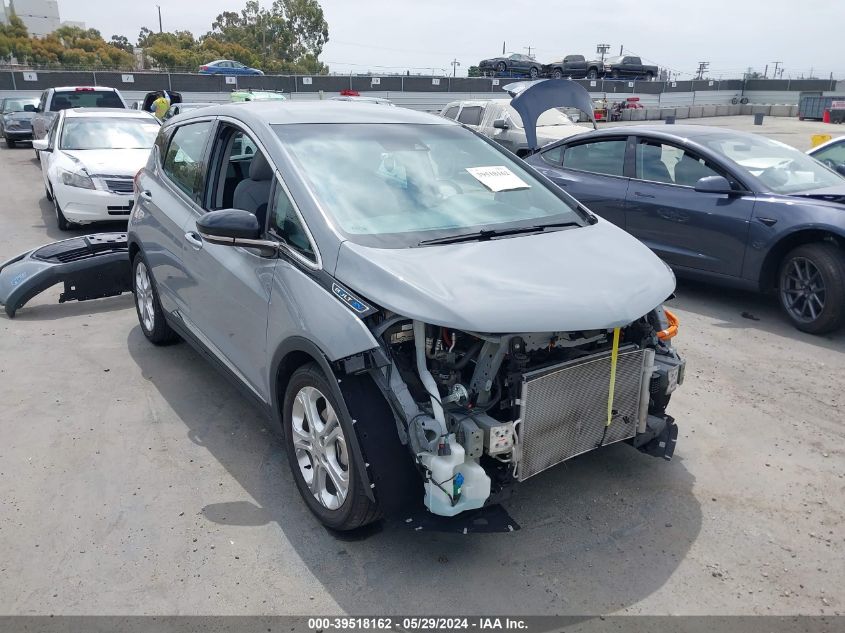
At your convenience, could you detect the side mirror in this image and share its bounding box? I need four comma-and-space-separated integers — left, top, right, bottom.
23, 104, 36, 112
34, 106, 42, 113
694, 175, 735, 194
493, 118, 509, 130
196, 209, 277, 255
32, 138, 50, 152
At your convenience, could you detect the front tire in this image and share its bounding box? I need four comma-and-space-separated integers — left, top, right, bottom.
283, 364, 380, 531
552, 69, 563, 79
5, 137, 15, 148
778, 243, 845, 334
495, 62, 507, 74
529, 66, 540, 79
54, 196, 74, 231
132, 253, 178, 345
587, 68, 599, 79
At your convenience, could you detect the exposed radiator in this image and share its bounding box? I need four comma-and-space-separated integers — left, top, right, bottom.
516, 346, 647, 481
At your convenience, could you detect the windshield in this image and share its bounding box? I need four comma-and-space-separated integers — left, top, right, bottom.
60, 117, 160, 150
507, 105, 574, 128
274, 123, 585, 248
699, 132, 844, 194
51, 90, 124, 110
3, 98, 38, 113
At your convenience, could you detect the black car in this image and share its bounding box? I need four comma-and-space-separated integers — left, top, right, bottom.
0, 96, 38, 147
478, 53, 543, 78
525, 125, 845, 333
544, 54, 594, 79
601, 55, 658, 80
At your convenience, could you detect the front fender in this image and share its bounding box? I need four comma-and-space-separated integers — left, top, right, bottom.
0, 233, 130, 318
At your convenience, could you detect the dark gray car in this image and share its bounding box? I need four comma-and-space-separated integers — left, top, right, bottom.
47, 101, 685, 531
526, 125, 845, 333
0, 96, 38, 147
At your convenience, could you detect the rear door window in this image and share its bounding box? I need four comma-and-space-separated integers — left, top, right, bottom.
562, 139, 627, 176
442, 106, 459, 120
51, 89, 124, 110
457, 105, 484, 126
162, 121, 214, 200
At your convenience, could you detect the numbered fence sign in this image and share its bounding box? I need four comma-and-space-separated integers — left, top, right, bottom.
121, 74, 134, 83
492, 79, 499, 86
302, 77, 312, 85
432, 78, 440, 86
371, 77, 380, 85
225, 76, 237, 85
23, 72, 37, 82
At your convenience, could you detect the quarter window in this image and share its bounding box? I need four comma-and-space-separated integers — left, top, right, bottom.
162, 121, 213, 199
541, 145, 565, 166
457, 106, 484, 126
562, 139, 627, 176
269, 181, 315, 262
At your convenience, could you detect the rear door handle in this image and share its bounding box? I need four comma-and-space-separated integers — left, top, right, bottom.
184, 231, 203, 249
633, 191, 655, 199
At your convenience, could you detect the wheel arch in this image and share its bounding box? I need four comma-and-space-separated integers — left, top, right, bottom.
759, 228, 845, 291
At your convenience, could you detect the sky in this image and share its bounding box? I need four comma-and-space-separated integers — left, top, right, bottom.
57, 0, 845, 79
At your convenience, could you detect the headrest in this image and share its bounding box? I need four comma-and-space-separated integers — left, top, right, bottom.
250, 151, 273, 181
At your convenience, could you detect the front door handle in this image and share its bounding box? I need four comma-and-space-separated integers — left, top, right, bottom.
757, 217, 778, 227
184, 231, 203, 249
139, 190, 152, 201
633, 191, 655, 199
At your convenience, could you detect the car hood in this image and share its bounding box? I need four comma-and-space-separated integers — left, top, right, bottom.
789, 184, 845, 206
64, 149, 152, 176
3, 111, 35, 122
334, 219, 675, 333
503, 79, 596, 149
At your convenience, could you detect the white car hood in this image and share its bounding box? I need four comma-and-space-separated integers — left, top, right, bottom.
64, 149, 152, 176
334, 218, 675, 333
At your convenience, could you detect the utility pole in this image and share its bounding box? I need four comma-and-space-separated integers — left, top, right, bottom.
596, 44, 610, 64
502, 41, 506, 55
619, 44, 623, 56
156, 5, 162, 33
523, 46, 534, 59
771, 61, 782, 79
451, 58, 461, 77
695, 61, 709, 80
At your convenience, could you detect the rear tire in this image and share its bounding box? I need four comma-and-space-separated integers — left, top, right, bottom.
587, 68, 599, 79
283, 363, 380, 531
778, 243, 845, 334
552, 69, 563, 79
132, 253, 179, 345
496, 62, 507, 74
529, 66, 539, 79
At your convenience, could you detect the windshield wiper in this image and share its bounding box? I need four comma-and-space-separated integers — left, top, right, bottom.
418, 221, 579, 246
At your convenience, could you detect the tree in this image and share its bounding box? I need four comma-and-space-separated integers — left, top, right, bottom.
467, 65, 481, 77
110, 35, 133, 53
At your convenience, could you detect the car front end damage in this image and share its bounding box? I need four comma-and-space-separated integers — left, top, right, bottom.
340, 305, 684, 519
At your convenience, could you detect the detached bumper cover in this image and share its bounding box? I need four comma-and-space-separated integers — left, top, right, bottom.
0, 233, 130, 318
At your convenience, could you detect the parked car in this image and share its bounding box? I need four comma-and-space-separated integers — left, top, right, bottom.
89, 100, 688, 530
441, 80, 594, 156
199, 60, 264, 76
329, 96, 395, 106
543, 54, 591, 79
31, 87, 127, 149
230, 90, 286, 102
526, 125, 845, 333
32, 108, 161, 230
808, 136, 845, 176
601, 55, 657, 80
165, 102, 216, 120
0, 96, 38, 147
478, 53, 543, 78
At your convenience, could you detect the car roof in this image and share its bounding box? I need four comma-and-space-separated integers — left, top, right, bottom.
63, 108, 154, 119
177, 101, 452, 126
808, 135, 845, 154
566, 124, 759, 141
50, 86, 120, 92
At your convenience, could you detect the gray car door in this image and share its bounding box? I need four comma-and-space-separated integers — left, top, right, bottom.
177, 121, 278, 402
531, 136, 630, 228
624, 138, 754, 276
138, 119, 215, 314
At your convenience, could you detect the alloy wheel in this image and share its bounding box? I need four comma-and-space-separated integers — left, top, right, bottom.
290, 385, 349, 511
781, 256, 826, 323
134, 261, 156, 332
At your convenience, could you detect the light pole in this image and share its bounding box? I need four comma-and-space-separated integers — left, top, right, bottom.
156, 5, 162, 33
451, 58, 461, 77
596, 44, 610, 64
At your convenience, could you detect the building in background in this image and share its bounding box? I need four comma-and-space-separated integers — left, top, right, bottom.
1, 1, 85, 37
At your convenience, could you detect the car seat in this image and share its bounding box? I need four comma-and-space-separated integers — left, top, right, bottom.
674, 154, 715, 187
233, 151, 273, 226
51, 97, 71, 111
639, 144, 672, 183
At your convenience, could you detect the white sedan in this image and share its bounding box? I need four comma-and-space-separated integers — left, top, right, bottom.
33, 108, 161, 230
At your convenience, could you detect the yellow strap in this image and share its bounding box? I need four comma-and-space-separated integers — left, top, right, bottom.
606, 327, 621, 427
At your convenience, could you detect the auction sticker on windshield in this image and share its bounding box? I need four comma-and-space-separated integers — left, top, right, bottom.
466, 166, 530, 192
